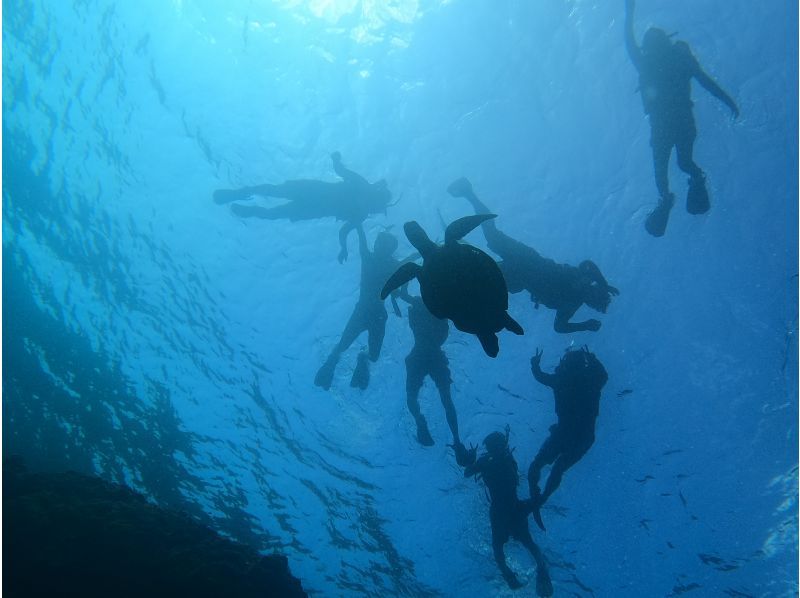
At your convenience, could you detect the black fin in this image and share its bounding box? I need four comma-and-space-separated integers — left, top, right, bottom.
444, 214, 496, 244
477, 333, 499, 358
380, 263, 420, 299
504, 312, 524, 335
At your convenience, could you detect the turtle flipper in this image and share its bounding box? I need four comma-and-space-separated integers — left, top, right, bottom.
381, 263, 421, 299
445, 214, 497, 244
477, 332, 499, 358
404, 221, 437, 256
503, 312, 524, 335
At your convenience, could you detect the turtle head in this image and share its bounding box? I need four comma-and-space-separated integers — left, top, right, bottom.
403, 221, 436, 257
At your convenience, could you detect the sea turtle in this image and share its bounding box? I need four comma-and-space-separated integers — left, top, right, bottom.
381, 214, 523, 357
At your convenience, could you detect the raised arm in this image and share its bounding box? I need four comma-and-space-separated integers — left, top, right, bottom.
694, 67, 739, 119
624, 0, 642, 70
338, 221, 356, 264
355, 222, 370, 258
331, 151, 370, 186
531, 349, 558, 388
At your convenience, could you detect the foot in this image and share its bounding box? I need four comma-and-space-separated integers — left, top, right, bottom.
231, 203, 259, 217
644, 193, 674, 237
528, 490, 546, 531
686, 174, 710, 215
536, 569, 554, 597
453, 441, 477, 467
213, 189, 246, 204
314, 359, 335, 390
502, 570, 523, 590
350, 352, 370, 390
416, 420, 434, 446
446, 177, 473, 198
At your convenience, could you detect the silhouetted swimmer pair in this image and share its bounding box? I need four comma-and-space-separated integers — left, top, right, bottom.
448, 177, 619, 333
463, 429, 553, 595
625, 0, 739, 237
214, 152, 392, 261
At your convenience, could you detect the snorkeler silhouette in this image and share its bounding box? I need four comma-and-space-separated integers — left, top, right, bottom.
448, 177, 619, 334
527, 347, 607, 531
214, 152, 392, 262
314, 225, 401, 391
398, 288, 475, 466
463, 429, 553, 595
624, 0, 739, 237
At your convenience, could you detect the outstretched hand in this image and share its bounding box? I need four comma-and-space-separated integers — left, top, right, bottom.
531, 348, 543, 371
730, 104, 740, 121
608, 285, 620, 296
337, 248, 348, 264
331, 151, 342, 163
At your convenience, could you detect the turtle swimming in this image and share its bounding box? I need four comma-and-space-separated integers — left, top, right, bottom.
380, 214, 524, 357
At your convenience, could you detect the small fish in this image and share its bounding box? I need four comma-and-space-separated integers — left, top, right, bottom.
635, 475, 655, 484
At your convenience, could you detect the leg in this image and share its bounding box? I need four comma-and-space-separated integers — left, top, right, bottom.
430, 357, 458, 444
490, 517, 522, 590
213, 183, 281, 205
366, 308, 388, 362
405, 355, 433, 446
527, 433, 561, 498
314, 306, 365, 390
518, 530, 553, 597
675, 120, 709, 214
650, 130, 673, 201
351, 306, 387, 390
644, 135, 676, 237
230, 202, 295, 220
540, 441, 591, 504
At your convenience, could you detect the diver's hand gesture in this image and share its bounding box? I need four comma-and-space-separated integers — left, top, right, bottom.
331, 151, 342, 164
337, 247, 348, 264
531, 348, 543, 372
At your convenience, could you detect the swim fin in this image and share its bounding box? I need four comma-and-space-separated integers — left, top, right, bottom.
213, 188, 252, 204
350, 352, 370, 390
686, 175, 710, 214
416, 419, 434, 446
644, 193, 674, 237
314, 358, 336, 391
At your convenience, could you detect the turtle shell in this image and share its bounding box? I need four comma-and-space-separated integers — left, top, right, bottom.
418, 241, 509, 335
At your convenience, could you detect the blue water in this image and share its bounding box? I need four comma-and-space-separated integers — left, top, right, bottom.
3, 1, 797, 596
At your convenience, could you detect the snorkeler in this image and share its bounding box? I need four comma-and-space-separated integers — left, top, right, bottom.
214, 152, 392, 262
448, 177, 619, 333
314, 225, 401, 391
527, 347, 608, 531
624, 0, 739, 237
464, 429, 553, 595
398, 288, 475, 466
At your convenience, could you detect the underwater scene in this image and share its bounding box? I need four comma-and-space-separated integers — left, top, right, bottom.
3, 0, 798, 596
